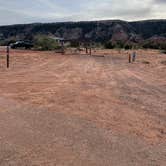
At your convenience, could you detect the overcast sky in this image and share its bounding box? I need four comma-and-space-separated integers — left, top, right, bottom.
0, 0, 165, 25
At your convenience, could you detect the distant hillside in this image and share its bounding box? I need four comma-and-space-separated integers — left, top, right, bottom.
130, 20, 166, 39
0, 19, 166, 47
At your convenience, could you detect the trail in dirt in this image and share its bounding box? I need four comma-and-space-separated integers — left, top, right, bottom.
88, 54, 166, 143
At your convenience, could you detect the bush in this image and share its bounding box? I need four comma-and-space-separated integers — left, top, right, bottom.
161, 50, 166, 54
114, 41, 125, 49
159, 43, 166, 50
142, 42, 158, 49
104, 41, 114, 49
70, 41, 80, 48
34, 35, 60, 50
142, 41, 166, 50
124, 44, 132, 50
0, 39, 17, 46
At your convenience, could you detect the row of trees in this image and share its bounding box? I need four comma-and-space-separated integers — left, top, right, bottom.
104, 41, 131, 49
0, 35, 166, 51
104, 41, 166, 50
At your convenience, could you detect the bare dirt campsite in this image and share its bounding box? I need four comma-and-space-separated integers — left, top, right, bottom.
0, 47, 166, 165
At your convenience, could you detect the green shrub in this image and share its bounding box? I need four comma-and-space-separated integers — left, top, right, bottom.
114, 41, 125, 49
0, 39, 17, 46
159, 43, 166, 50
70, 41, 80, 48
105, 41, 133, 49
142, 41, 166, 50
34, 35, 60, 51
104, 41, 114, 49
161, 50, 166, 54
124, 44, 132, 50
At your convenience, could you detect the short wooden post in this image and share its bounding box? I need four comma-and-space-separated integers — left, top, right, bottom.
84, 42, 88, 54
6, 46, 10, 68
89, 42, 91, 55
129, 54, 131, 63
89, 47, 92, 56
85, 47, 88, 54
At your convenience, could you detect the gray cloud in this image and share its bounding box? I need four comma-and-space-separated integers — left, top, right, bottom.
86, 5, 152, 20
0, 0, 165, 25
153, 0, 166, 3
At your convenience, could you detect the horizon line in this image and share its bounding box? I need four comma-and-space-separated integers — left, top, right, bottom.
0, 18, 166, 27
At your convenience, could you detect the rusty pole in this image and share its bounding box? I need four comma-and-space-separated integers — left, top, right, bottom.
6, 46, 10, 68
86, 46, 88, 54
129, 53, 131, 63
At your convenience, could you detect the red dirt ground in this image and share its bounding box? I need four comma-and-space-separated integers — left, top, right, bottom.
0, 48, 166, 165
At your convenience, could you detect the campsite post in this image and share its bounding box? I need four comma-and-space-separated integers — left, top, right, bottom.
7, 45, 10, 68
129, 53, 131, 63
